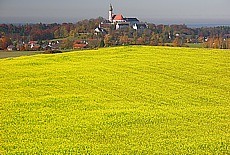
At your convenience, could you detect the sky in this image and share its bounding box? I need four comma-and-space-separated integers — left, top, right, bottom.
0, 0, 230, 25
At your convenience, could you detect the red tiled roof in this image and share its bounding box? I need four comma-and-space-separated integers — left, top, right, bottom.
29, 41, 37, 44
113, 14, 124, 21
73, 44, 87, 48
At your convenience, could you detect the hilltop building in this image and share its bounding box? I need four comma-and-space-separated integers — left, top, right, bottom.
96, 4, 148, 32
109, 4, 140, 27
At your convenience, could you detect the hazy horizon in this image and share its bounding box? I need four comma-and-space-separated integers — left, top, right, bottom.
0, 0, 230, 26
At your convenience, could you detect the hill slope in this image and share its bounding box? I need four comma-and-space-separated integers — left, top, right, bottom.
1, 46, 230, 154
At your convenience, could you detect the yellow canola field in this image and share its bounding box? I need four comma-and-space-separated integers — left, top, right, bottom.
1, 46, 229, 154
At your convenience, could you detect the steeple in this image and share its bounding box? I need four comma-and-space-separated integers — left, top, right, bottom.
109, 3, 113, 12
109, 4, 113, 22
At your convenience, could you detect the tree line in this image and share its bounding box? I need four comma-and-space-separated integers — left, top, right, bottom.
0, 17, 230, 50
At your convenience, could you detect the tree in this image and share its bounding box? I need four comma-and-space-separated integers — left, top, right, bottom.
150, 32, 159, 46
119, 35, 129, 45
213, 38, 220, 49
99, 39, 105, 47
104, 35, 112, 47
24, 43, 30, 51
219, 37, 224, 49
60, 26, 68, 38
158, 35, 165, 45
224, 38, 230, 49
173, 36, 184, 47
0, 37, 12, 49
63, 39, 73, 49
141, 34, 146, 45
207, 38, 214, 48
133, 32, 137, 45
88, 39, 100, 49
137, 37, 144, 45
202, 42, 208, 48
69, 30, 76, 38
0, 39, 2, 49
54, 29, 60, 39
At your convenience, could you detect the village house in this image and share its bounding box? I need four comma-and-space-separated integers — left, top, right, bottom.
16, 44, 24, 51
7, 45, 16, 51
73, 40, 88, 49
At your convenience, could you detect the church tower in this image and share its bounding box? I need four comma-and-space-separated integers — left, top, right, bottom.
109, 4, 113, 23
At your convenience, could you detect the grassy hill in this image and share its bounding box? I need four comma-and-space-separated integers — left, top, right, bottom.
0, 51, 44, 59
1, 46, 229, 154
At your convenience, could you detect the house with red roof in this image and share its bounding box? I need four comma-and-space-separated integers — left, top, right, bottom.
73, 40, 88, 49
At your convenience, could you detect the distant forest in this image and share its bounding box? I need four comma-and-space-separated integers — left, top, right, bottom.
1, 17, 230, 50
